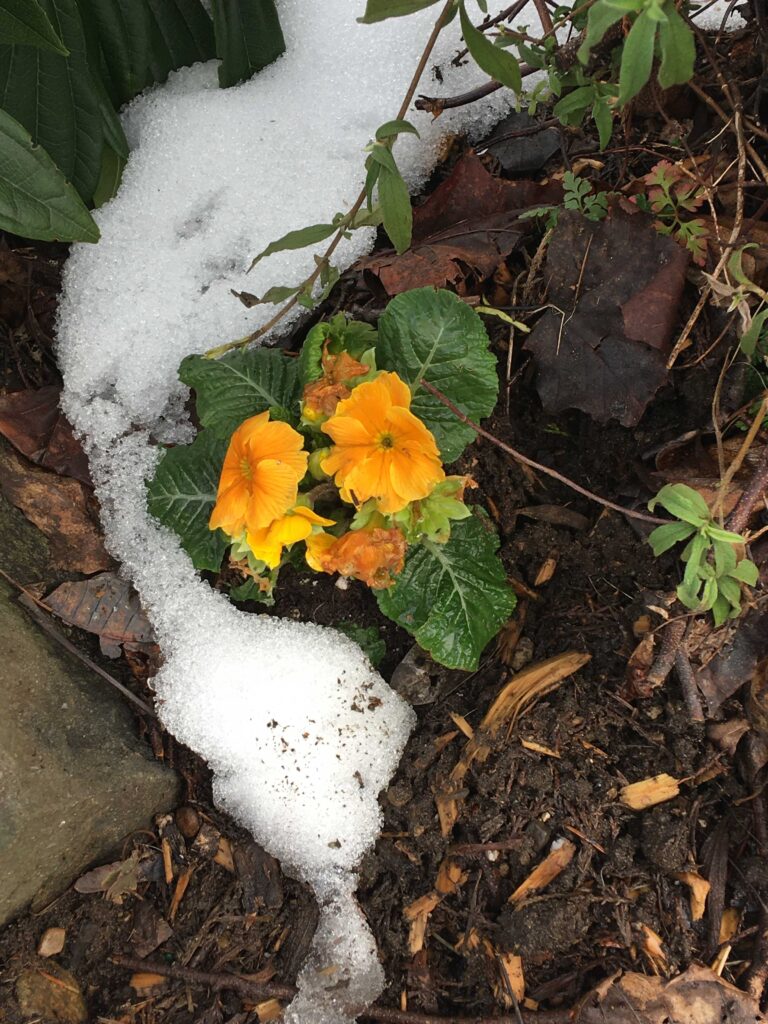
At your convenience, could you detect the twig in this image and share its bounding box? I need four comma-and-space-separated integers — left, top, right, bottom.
206, 0, 456, 359
646, 617, 688, 689
716, 393, 768, 523
727, 445, 768, 535
111, 956, 569, 1023
419, 380, 667, 524
416, 78, 504, 114
674, 647, 705, 722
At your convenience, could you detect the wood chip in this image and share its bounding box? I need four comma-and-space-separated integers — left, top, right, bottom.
521, 739, 561, 758
448, 711, 474, 739
534, 557, 557, 585
719, 906, 741, 944
619, 773, 680, 810
168, 866, 193, 922
213, 836, 235, 872
404, 892, 441, 954
498, 951, 525, 1005
638, 923, 667, 968
508, 839, 576, 904
435, 858, 468, 896
130, 973, 168, 991
255, 998, 283, 1021
37, 928, 65, 958
674, 871, 710, 921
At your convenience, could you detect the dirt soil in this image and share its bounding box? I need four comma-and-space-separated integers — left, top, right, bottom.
3, 31, 768, 1022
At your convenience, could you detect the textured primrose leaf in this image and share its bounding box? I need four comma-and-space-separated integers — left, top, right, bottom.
377, 287, 498, 463
0, 107, 99, 241
180, 348, 300, 438
147, 429, 229, 572
377, 514, 515, 670
649, 483, 709, 526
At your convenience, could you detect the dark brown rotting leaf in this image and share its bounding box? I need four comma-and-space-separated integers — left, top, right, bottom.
576, 965, 761, 1023
45, 573, 154, 658
234, 839, 283, 912
361, 153, 561, 296
524, 207, 688, 427
0, 441, 109, 575
130, 900, 173, 959
0, 386, 91, 486
696, 610, 768, 716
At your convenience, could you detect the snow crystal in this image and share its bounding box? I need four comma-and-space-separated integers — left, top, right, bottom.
56, 2, 743, 1021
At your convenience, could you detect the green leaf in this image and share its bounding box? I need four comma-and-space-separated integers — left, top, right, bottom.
712, 537, 737, 577
676, 580, 702, 610
740, 308, 768, 358
378, 164, 413, 254
712, 593, 730, 627
377, 287, 498, 463
147, 429, 229, 572
618, 10, 657, 105
0, 107, 99, 241
375, 118, 419, 141
707, 525, 746, 544
143, 0, 215, 84
298, 322, 326, 387
249, 221, 338, 269
180, 348, 300, 437
459, 0, 521, 92
731, 559, 759, 586
358, 0, 443, 23
657, 5, 694, 88
336, 623, 386, 668
647, 520, 696, 556
0, 0, 68, 53
578, 0, 624, 62
91, 140, 124, 207
377, 514, 515, 670
717, 574, 742, 609
75, 0, 150, 105
648, 483, 710, 527
211, 0, 284, 88
554, 85, 595, 122
592, 94, 613, 150
0, 0, 103, 202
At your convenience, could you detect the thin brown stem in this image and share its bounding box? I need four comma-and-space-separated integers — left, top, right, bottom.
419, 380, 667, 524
206, 1, 455, 359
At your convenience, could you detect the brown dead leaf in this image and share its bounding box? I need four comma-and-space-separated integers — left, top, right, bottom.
74, 850, 154, 902
361, 154, 560, 296
697, 610, 768, 716
674, 871, 710, 921
575, 965, 761, 1023
45, 573, 154, 658
525, 207, 688, 427
0, 442, 109, 574
707, 718, 751, 757
37, 927, 66, 957
620, 774, 680, 810
508, 839, 576, 904
0, 386, 91, 486
625, 632, 656, 698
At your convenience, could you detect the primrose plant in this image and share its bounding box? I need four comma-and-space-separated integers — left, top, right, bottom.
648, 484, 758, 626
148, 288, 516, 672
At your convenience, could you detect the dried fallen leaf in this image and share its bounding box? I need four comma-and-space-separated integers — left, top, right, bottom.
74, 850, 148, 903
674, 871, 710, 922
508, 839, 576, 904
361, 154, 560, 296
525, 208, 688, 427
37, 927, 66, 958
576, 965, 761, 1023
697, 611, 768, 716
620, 774, 680, 811
0, 386, 91, 486
45, 573, 154, 658
707, 718, 751, 756
0, 442, 109, 574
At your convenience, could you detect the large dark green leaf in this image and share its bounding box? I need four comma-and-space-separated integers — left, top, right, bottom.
0, 0, 68, 53
459, 0, 521, 93
0, 106, 99, 240
144, 0, 214, 83
377, 288, 498, 463
377, 515, 515, 670
0, 0, 102, 202
657, 5, 695, 90
146, 429, 229, 572
211, 0, 284, 88
180, 349, 301, 438
75, 0, 150, 106
618, 10, 656, 105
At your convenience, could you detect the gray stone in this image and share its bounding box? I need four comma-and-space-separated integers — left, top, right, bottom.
0, 579, 179, 925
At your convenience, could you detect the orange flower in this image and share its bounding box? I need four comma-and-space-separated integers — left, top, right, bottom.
321, 372, 444, 514
209, 412, 308, 537
246, 506, 334, 569
306, 526, 407, 589
302, 344, 369, 421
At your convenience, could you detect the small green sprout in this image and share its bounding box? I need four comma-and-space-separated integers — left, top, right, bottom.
648, 483, 759, 627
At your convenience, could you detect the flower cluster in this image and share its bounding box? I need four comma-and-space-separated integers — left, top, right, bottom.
208, 337, 473, 595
